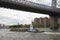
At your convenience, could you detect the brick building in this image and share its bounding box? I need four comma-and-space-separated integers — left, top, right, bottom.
32, 17, 50, 28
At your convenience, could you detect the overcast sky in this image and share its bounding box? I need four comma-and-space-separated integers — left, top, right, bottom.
27, 0, 52, 6
0, 0, 51, 25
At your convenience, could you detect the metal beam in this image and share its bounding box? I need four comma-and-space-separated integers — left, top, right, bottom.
0, 0, 60, 14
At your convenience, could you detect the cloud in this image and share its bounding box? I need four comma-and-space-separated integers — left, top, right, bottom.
19, 12, 49, 24
0, 15, 18, 25
0, 7, 49, 25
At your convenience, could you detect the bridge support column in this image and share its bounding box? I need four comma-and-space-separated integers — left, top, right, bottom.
50, 16, 59, 30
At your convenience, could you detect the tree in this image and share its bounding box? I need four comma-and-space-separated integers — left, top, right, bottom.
9, 24, 23, 28
32, 22, 44, 28
23, 24, 30, 28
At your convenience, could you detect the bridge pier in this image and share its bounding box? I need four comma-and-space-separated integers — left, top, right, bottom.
50, 16, 59, 30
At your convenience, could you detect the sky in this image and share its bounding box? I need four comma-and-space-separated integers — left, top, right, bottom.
0, 7, 49, 25
27, 0, 52, 6
0, 0, 51, 25
57, 0, 60, 8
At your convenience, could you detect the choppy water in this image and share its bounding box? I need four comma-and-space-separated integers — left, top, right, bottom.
0, 29, 60, 40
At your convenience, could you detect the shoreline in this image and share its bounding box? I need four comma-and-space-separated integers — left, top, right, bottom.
10, 28, 44, 33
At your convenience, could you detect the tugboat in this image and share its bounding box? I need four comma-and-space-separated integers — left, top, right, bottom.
28, 24, 39, 32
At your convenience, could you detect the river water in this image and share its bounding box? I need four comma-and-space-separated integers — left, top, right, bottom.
0, 29, 60, 40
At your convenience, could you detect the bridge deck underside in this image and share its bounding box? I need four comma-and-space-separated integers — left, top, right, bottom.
0, 1, 60, 16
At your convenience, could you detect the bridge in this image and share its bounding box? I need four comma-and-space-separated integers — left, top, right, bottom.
0, 0, 60, 30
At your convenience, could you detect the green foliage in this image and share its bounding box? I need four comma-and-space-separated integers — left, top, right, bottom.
9, 24, 23, 28
32, 22, 50, 28
9, 24, 30, 28
9, 23, 50, 28
46, 24, 50, 28
24, 24, 30, 28
57, 24, 60, 27
32, 23, 44, 28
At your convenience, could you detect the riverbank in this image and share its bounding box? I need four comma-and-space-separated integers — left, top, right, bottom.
10, 28, 45, 33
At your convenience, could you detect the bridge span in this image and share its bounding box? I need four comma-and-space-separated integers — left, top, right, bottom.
0, 0, 60, 30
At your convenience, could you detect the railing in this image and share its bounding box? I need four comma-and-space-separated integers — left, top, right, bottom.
0, 0, 52, 9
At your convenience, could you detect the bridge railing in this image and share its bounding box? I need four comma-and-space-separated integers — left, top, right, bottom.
1, 0, 60, 13
0, 0, 52, 9
1, 0, 60, 9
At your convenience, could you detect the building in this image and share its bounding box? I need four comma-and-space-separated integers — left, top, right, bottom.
33, 17, 60, 28
43, 17, 50, 27
32, 17, 50, 28
0, 24, 9, 29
